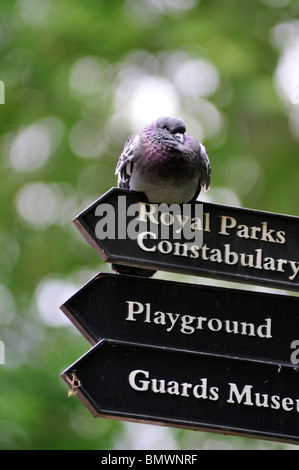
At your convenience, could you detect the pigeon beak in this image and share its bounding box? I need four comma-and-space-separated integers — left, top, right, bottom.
174, 132, 184, 144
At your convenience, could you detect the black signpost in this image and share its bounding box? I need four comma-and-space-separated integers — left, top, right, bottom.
61, 272, 299, 368
73, 187, 299, 292
61, 186, 299, 446
61, 340, 299, 445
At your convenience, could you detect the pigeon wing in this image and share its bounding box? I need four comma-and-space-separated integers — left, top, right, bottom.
199, 142, 211, 192
189, 142, 211, 202
115, 134, 141, 189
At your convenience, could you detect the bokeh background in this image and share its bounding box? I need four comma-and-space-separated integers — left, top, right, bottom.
1, 0, 299, 450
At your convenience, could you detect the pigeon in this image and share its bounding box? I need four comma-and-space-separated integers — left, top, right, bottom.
115, 116, 211, 203
112, 116, 211, 277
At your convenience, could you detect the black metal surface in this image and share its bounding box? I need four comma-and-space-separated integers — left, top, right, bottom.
61, 340, 299, 445
73, 188, 299, 291
63, 188, 299, 443
61, 272, 299, 368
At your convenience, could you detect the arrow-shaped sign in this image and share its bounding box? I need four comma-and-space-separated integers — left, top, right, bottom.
73, 188, 299, 291
61, 272, 299, 368
61, 340, 299, 445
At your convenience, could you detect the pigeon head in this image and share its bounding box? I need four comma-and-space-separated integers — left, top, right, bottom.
155, 116, 186, 144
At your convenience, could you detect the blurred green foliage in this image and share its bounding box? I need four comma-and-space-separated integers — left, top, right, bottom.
0, 0, 299, 450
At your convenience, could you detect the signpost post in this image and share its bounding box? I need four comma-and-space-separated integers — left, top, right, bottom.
61, 187, 299, 445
